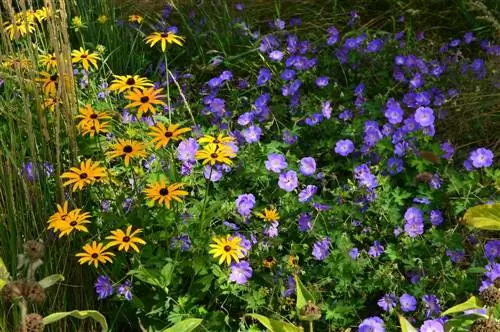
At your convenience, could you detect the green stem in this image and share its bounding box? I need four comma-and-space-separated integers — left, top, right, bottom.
163, 51, 172, 124
309, 321, 313, 332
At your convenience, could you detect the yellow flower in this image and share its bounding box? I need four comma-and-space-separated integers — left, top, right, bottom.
288, 255, 299, 267
79, 120, 110, 138
71, 47, 100, 71
4, 19, 36, 40
38, 53, 58, 72
128, 15, 144, 24
109, 75, 153, 93
47, 201, 70, 228
209, 235, 245, 265
37, 71, 58, 96
97, 15, 108, 24
60, 159, 107, 191
35, 7, 51, 22
75, 241, 115, 268
71, 16, 86, 30
106, 139, 148, 166
263, 256, 277, 268
198, 134, 235, 145
42, 96, 60, 112
106, 226, 146, 252
149, 123, 191, 149
144, 31, 185, 52
76, 104, 111, 127
54, 209, 91, 238
195, 143, 235, 166
255, 207, 280, 222
124, 87, 166, 118
143, 180, 188, 208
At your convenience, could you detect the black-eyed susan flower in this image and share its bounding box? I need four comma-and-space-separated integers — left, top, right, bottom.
75, 241, 114, 268
55, 209, 91, 238
149, 123, 191, 149
144, 31, 185, 52
47, 201, 69, 227
143, 180, 188, 208
255, 207, 280, 222
209, 235, 245, 265
263, 256, 277, 268
71, 16, 86, 30
75, 104, 111, 129
124, 87, 166, 118
79, 120, 110, 138
106, 139, 148, 166
195, 143, 235, 166
71, 47, 100, 71
128, 14, 144, 24
109, 75, 153, 93
106, 226, 146, 252
35, 7, 50, 22
288, 255, 299, 267
37, 71, 58, 96
4, 19, 36, 40
42, 96, 60, 112
60, 159, 107, 191
38, 53, 58, 72
198, 133, 235, 146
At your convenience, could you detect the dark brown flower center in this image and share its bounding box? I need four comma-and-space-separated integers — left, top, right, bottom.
79, 172, 88, 179
51, 57, 56, 61
61, 215, 67, 220
123, 145, 133, 153
210, 153, 218, 159
70, 220, 77, 226
80, 54, 88, 59
164, 131, 173, 138
126, 78, 135, 85
90, 114, 98, 119
122, 236, 130, 242
223, 245, 231, 252
50, 74, 58, 81
91, 253, 98, 259
140, 96, 149, 103
266, 256, 274, 262
159, 188, 169, 196
161, 33, 169, 38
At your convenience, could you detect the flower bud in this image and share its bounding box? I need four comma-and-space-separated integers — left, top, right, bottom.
24, 240, 44, 260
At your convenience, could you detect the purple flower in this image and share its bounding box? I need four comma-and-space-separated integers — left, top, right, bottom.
321, 101, 332, 119
177, 138, 199, 162
122, 198, 133, 213
312, 237, 331, 260
354, 164, 378, 189
394, 227, 403, 237
359, 316, 385, 332
263, 221, 279, 238
269, 50, 284, 61
440, 141, 455, 160
298, 213, 312, 232
338, 109, 353, 121
281, 69, 296, 81
95, 275, 113, 300
257, 68, 272, 86
446, 249, 465, 263
235, 194, 256, 217
369, 241, 384, 257
430, 210, 443, 226
298, 185, 317, 203
400, 294, 417, 312
429, 174, 442, 189
117, 280, 132, 301
420, 320, 444, 332
235, 3, 244, 11
404, 207, 424, 237
387, 157, 403, 174
414, 107, 435, 127
366, 39, 383, 52
242, 125, 262, 143
299, 157, 316, 176
384, 98, 404, 124
422, 294, 440, 317
485, 240, 500, 262
101, 200, 111, 212
204, 165, 223, 182
464, 32, 475, 44
335, 139, 355, 156
349, 248, 359, 260
278, 170, 299, 192
315, 76, 329, 88
470, 148, 494, 168
283, 130, 298, 144
265, 153, 288, 173
238, 112, 254, 126
171, 234, 192, 251
377, 294, 397, 312
229, 261, 252, 284
283, 275, 296, 297
23, 162, 35, 181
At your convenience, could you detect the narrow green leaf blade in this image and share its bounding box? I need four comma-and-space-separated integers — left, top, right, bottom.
441, 296, 484, 316
0, 258, 9, 291
247, 314, 302, 332
398, 314, 417, 332
42, 310, 108, 332
161, 318, 203, 332
463, 203, 500, 230
38, 274, 64, 289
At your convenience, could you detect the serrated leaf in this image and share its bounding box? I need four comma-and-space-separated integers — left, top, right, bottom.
161, 318, 203, 332
294, 275, 315, 313
38, 274, 64, 289
0, 258, 10, 291
398, 314, 417, 332
246, 314, 302, 332
42, 310, 108, 332
463, 203, 500, 230
441, 296, 484, 316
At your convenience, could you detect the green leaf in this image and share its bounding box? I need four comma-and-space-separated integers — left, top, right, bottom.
441, 296, 484, 316
42, 310, 108, 332
246, 314, 303, 332
444, 316, 480, 331
0, 258, 10, 291
463, 203, 500, 230
38, 274, 64, 289
294, 275, 315, 313
161, 318, 203, 332
398, 314, 417, 332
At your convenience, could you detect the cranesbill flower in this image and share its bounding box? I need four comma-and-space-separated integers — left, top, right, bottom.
469, 148, 494, 168
366, 38, 383, 52
242, 125, 262, 143
235, 194, 256, 217
315, 76, 329, 88
265, 153, 288, 173
423, 294, 440, 317
430, 210, 443, 226
312, 237, 331, 260
420, 320, 444, 332
298, 213, 312, 232
484, 240, 500, 262
369, 241, 384, 257
204, 165, 223, 181
299, 185, 317, 203
281, 69, 296, 81
256, 68, 272, 86
269, 50, 284, 61
283, 275, 296, 297
384, 98, 404, 124
299, 157, 316, 176
387, 157, 403, 174
335, 139, 354, 156
349, 248, 359, 260
283, 130, 298, 144
429, 174, 442, 189
279, 170, 298, 192
440, 141, 455, 160
95, 275, 113, 300
117, 280, 132, 301
377, 294, 397, 312
321, 101, 332, 119
446, 249, 465, 263
229, 261, 252, 284
177, 138, 199, 162
359, 316, 385, 332
400, 294, 417, 312
414, 107, 435, 127
404, 207, 424, 237
263, 221, 279, 238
